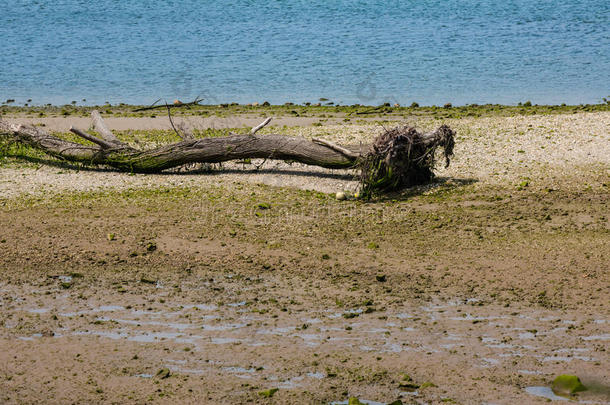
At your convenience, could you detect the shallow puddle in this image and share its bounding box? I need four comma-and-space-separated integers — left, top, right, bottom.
525, 386, 569, 401
581, 334, 610, 341
518, 369, 544, 375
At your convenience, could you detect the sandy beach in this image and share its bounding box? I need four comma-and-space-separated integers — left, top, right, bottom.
0, 107, 608, 404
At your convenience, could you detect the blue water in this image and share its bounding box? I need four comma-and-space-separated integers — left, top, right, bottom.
1, 1, 608, 106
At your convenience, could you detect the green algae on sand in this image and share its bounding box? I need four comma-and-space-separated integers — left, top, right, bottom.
551, 374, 587, 396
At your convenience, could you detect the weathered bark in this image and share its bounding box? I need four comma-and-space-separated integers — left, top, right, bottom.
0, 113, 362, 171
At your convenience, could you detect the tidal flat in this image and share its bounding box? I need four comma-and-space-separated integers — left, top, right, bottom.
0, 106, 608, 404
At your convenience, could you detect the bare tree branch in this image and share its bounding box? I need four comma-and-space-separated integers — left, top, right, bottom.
250, 117, 272, 135
91, 110, 123, 145
69, 127, 115, 149
312, 138, 359, 159
1, 119, 359, 171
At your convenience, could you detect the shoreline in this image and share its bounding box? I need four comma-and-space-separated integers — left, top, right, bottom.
2, 102, 609, 116
1, 103, 609, 133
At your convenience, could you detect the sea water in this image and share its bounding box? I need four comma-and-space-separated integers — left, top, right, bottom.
1, 0, 608, 106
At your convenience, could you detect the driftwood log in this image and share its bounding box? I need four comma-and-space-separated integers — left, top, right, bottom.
0, 111, 455, 194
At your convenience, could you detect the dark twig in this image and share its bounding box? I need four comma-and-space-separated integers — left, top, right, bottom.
349, 106, 390, 116
165, 102, 193, 140
132, 96, 204, 112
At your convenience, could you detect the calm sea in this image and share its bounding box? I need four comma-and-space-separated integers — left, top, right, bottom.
1, 1, 608, 106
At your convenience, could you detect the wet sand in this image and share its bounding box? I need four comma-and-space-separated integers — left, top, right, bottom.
0, 110, 608, 404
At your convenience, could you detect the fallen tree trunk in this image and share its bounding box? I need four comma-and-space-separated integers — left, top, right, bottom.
0, 112, 455, 195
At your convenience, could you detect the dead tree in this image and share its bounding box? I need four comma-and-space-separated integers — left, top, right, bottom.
0, 111, 455, 195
